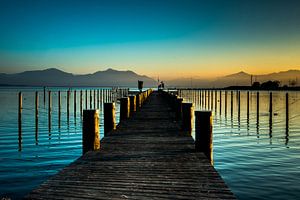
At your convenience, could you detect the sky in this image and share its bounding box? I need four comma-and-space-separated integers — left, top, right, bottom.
0, 0, 300, 80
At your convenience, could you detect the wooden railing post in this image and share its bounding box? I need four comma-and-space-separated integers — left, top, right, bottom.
182, 103, 194, 134
120, 97, 130, 121
175, 97, 183, 121
136, 93, 141, 109
18, 92, 22, 151
82, 110, 100, 154
104, 103, 116, 136
129, 95, 136, 115
195, 111, 213, 164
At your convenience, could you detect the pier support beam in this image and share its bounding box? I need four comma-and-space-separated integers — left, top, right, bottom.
195, 111, 213, 164
182, 103, 194, 134
120, 97, 130, 121
104, 103, 116, 136
82, 110, 100, 154
129, 95, 136, 115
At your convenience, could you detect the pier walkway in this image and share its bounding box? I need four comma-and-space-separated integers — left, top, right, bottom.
25, 92, 235, 199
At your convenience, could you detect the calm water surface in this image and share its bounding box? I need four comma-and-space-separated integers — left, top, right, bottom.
0, 88, 300, 199
180, 89, 300, 200
0, 87, 127, 199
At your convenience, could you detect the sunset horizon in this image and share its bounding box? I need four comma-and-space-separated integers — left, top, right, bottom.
1, 0, 300, 80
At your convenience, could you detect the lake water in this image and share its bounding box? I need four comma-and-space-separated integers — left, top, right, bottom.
0, 88, 300, 199
180, 89, 300, 200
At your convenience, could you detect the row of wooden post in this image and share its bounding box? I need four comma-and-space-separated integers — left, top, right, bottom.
160, 90, 213, 164
82, 89, 153, 154
179, 89, 289, 129
17, 88, 128, 151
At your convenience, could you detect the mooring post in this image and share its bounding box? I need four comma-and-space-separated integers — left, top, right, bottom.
207, 90, 210, 110
285, 93, 288, 130
90, 90, 92, 109
80, 90, 83, 116
175, 97, 183, 121
224, 91, 227, 116
238, 91, 240, 122
247, 91, 249, 120
129, 95, 136, 115
211, 90, 213, 111
82, 110, 100, 154
58, 91, 61, 129
43, 86, 46, 105
257, 92, 260, 123
67, 90, 70, 123
85, 90, 88, 109
104, 102, 116, 136
269, 92, 273, 125
120, 97, 130, 121
136, 93, 141, 109
230, 91, 233, 118
219, 90, 222, 115
204, 90, 207, 109
18, 92, 22, 151
195, 111, 213, 164
215, 90, 217, 112
94, 90, 96, 109
182, 103, 194, 134
74, 90, 77, 118
35, 91, 38, 141
97, 89, 100, 109
48, 90, 51, 132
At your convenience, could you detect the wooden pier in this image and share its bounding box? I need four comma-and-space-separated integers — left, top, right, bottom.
25, 91, 235, 199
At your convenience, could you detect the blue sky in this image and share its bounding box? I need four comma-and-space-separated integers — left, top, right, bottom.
0, 0, 300, 79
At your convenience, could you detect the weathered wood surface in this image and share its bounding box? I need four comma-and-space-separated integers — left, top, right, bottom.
25, 92, 235, 200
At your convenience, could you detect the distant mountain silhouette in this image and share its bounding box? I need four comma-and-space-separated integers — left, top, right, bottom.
0, 68, 156, 87
167, 69, 300, 88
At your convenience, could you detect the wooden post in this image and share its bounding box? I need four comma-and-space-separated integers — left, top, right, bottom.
182, 103, 193, 134
35, 91, 38, 142
82, 110, 100, 154
48, 90, 51, 132
230, 91, 233, 119
80, 90, 83, 116
104, 103, 116, 136
211, 90, 213, 111
136, 94, 141, 109
215, 90, 217, 112
43, 87, 46, 105
269, 92, 273, 125
97, 89, 100, 109
176, 97, 183, 121
67, 90, 70, 123
58, 91, 61, 129
257, 92, 260, 123
90, 90, 92, 109
94, 90, 96, 109
129, 95, 136, 115
219, 90, 222, 115
204, 90, 206, 109
74, 90, 77, 119
238, 91, 240, 122
85, 90, 88, 109
247, 91, 249, 121
18, 92, 22, 151
207, 90, 210, 110
195, 111, 213, 164
286, 92, 289, 131
120, 97, 130, 121
224, 91, 227, 117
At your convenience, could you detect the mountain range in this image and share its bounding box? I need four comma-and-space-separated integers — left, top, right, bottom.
0, 68, 157, 87
167, 70, 300, 88
0, 68, 299, 88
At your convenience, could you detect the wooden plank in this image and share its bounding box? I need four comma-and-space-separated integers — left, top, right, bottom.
25, 91, 236, 200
